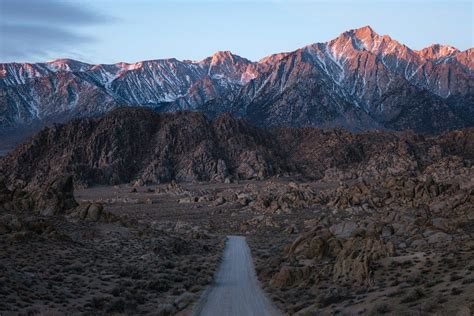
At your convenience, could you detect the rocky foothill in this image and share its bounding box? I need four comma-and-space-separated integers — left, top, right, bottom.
0, 108, 473, 315
0, 108, 284, 188
1, 108, 473, 188
246, 167, 473, 314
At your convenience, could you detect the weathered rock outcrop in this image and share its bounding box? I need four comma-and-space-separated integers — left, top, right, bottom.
259, 166, 472, 313
1, 108, 473, 188
0, 109, 283, 187
0, 175, 80, 242
333, 237, 394, 286
0, 176, 77, 216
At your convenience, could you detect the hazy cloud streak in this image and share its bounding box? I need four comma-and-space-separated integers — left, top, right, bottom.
0, 0, 114, 62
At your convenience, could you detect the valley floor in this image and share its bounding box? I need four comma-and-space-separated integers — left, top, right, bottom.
1, 177, 473, 315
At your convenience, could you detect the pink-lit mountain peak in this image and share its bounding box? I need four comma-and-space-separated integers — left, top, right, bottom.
207, 50, 253, 66
417, 44, 460, 60
352, 25, 377, 39
1, 25, 470, 134
335, 25, 408, 56
44, 58, 91, 72
336, 26, 462, 62
211, 50, 237, 60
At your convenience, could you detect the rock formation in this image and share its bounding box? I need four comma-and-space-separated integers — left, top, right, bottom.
1, 108, 473, 189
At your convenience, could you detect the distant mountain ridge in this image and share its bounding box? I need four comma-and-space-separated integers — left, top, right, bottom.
1, 26, 472, 133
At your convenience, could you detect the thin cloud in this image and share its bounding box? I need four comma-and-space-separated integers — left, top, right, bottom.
0, 0, 115, 62
2, 0, 113, 24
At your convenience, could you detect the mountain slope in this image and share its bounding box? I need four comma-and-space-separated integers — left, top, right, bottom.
0, 26, 472, 133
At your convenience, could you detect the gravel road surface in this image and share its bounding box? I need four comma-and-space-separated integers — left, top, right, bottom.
193, 235, 281, 316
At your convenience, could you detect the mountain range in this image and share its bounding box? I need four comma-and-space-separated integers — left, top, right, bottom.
0, 26, 472, 134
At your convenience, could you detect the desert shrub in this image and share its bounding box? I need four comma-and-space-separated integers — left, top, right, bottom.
147, 279, 171, 293
105, 298, 126, 313
90, 296, 109, 309
401, 287, 425, 303
451, 287, 462, 295
421, 298, 438, 312
462, 278, 474, 284
369, 303, 391, 315
119, 265, 144, 279
449, 274, 462, 281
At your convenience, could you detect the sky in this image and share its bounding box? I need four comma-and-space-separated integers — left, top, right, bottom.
0, 0, 472, 64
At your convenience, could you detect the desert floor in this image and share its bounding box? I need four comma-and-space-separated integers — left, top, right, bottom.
1, 178, 473, 315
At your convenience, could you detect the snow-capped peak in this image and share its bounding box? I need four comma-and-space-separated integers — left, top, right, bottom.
44, 59, 91, 72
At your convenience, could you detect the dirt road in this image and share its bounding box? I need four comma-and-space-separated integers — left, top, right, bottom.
193, 235, 281, 316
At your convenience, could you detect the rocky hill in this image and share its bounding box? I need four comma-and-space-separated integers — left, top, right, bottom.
1, 26, 472, 134
0, 108, 284, 187
1, 107, 472, 188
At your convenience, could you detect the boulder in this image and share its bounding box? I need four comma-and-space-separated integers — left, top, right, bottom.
69, 203, 111, 222
381, 225, 394, 237
86, 203, 104, 221
212, 196, 226, 206
270, 266, 312, 288
329, 221, 358, 238
427, 231, 453, 244
157, 303, 177, 316
333, 237, 394, 286
287, 229, 342, 260
34, 176, 78, 216
174, 292, 194, 310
